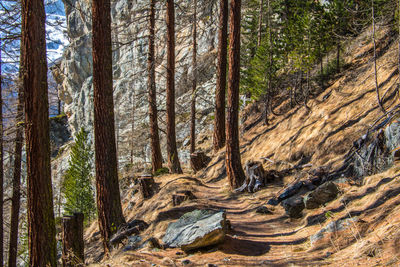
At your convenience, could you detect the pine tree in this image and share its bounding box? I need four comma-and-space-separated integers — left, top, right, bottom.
226, 0, 246, 189
92, 0, 126, 253
148, 0, 163, 173
166, 0, 183, 173
22, 0, 57, 264
8, 85, 23, 267
63, 128, 96, 223
0, 36, 3, 267
213, 0, 229, 151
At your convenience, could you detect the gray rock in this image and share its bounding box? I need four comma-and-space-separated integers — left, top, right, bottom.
123, 236, 142, 251
162, 210, 227, 251
277, 181, 304, 202
49, 115, 71, 157
255, 206, 273, 215
310, 217, 357, 246
281, 196, 305, 218
141, 237, 162, 250
349, 121, 400, 177
182, 259, 192, 266
304, 182, 339, 209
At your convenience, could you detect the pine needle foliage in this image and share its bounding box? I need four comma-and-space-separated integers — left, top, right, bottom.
63, 128, 96, 223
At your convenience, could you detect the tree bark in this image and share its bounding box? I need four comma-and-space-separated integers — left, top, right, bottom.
166, 0, 182, 173
62, 213, 84, 267
148, 0, 163, 173
190, 0, 198, 154
226, 0, 246, 189
213, 0, 228, 151
21, 0, 57, 265
8, 86, 24, 267
92, 0, 126, 254
0, 38, 3, 267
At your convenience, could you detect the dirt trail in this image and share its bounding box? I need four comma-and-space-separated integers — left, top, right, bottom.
87, 24, 400, 266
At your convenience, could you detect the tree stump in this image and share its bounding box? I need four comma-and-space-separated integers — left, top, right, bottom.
138, 174, 155, 199
172, 190, 196, 206
190, 151, 211, 172
236, 161, 266, 193
62, 213, 84, 267
172, 194, 186, 206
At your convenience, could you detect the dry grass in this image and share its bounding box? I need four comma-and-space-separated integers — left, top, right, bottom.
85, 24, 400, 266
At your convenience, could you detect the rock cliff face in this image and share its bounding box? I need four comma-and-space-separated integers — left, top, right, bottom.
58, 0, 218, 169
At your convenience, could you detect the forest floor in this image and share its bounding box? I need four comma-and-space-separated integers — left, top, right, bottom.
85, 23, 400, 266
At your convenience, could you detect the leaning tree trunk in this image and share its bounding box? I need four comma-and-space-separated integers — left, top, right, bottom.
166, 0, 182, 173
190, 0, 198, 154
148, 0, 163, 173
8, 86, 24, 267
0, 38, 3, 267
213, 0, 228, 151
226, 0, 246, 189
92, 0, 126, 253
21, 0, 57, 265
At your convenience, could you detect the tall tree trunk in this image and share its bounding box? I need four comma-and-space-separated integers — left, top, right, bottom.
213, 0, 228, 151
21, 0, 57, 265
8, 87, 24, 267
190, 0, 198, 154
166, 0, 182, 173
226, 0, 245, 189
92, 0, 126, 253
148, 0, 163, 173
372, 0, 385, 113
257, 0, 263, 47
0, 38, 3, 267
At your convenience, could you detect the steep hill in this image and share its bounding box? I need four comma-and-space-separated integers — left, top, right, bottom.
84, 22, 400, 266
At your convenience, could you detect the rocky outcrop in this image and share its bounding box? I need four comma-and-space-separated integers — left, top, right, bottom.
162, 210, 227, 251
49, 114, 71, 157
345, 120, 400, 178
57, 0, 218, 169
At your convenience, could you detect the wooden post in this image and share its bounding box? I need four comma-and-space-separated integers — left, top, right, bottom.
62, 213, 84, 267
138, 174, 155, 199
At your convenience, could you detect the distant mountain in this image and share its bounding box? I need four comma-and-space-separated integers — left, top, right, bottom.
0, 0, 68, 74
45, 0, 68, 64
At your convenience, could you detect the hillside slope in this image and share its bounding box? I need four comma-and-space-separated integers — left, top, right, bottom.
85, 23, 400, 266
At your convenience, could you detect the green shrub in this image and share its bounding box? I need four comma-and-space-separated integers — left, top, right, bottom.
154, 167, 169, 176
